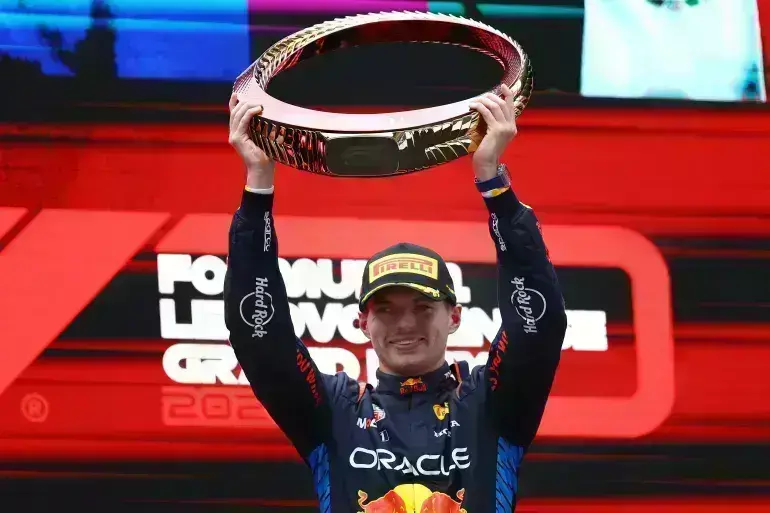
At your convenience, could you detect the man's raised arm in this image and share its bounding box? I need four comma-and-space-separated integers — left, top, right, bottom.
222, 95, 332, 460
467, 87, 568, 448
482, 188, 567, 447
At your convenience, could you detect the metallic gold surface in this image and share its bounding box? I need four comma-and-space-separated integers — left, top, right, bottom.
234, 11, 532, 177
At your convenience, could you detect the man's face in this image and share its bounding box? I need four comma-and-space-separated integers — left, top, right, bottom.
358, 287, 462, 377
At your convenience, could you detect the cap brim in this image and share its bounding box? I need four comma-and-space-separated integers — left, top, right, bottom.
359, 282, 448, 311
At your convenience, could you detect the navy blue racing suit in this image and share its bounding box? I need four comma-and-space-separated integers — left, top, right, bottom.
223, 186, 567, 512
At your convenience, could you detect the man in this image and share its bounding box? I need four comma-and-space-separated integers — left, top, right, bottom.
224, 85, 567, 513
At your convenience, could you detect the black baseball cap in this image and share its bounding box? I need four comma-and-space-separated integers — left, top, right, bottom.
358, 242, 457, 312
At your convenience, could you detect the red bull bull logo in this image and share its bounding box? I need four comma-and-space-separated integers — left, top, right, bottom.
357, 484, 466, 513
400, 377, 427, 395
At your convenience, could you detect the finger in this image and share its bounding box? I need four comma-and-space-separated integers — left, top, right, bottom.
501, 84, 517, 118
501, 84, 514, 101
232, 102, 262, 135
275, 126, 286, 145
228, 92, 238, 112
491, 89, 516, 123
482, 94, 507, 122
469, 100, 497, 128
486, 91, 506, 107
486, 92, 512, 123
266, 126, 281, 158
229, 98, 250, 132
506, 81, 523, 98
235, 105, 264, 140
230, 99, 255, 131
477, 96, 506, 124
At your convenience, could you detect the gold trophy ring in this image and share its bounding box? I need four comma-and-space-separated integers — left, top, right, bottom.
233, 11, 533, 177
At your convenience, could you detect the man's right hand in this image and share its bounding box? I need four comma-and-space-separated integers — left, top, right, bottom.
228, 93, 278, 189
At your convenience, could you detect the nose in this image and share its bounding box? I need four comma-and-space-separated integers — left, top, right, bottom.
396, 310, 418, 331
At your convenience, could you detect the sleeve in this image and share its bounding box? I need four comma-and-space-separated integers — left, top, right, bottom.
480, 187, 568, 447
223, 189, 332, 460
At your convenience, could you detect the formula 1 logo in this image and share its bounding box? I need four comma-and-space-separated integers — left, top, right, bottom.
0, 208, 169, 397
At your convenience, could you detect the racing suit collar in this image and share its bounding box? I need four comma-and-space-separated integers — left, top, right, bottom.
375, 362, 453, 395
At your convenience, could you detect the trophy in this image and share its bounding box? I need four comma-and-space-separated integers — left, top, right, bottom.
233, 11, 532, 178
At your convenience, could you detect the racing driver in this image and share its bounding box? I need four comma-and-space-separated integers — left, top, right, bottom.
224, 84, 568, 513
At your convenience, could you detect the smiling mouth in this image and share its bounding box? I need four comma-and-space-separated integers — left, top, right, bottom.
390, 338, 424, 349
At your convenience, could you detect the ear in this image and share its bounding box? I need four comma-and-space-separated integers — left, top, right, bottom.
357, 311, 371, 339
448, 304, 462, 334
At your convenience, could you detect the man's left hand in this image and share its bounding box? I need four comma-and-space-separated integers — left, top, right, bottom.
469, 84, 519, 181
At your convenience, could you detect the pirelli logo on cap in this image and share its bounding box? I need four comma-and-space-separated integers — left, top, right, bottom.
369, 253, 439, 282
